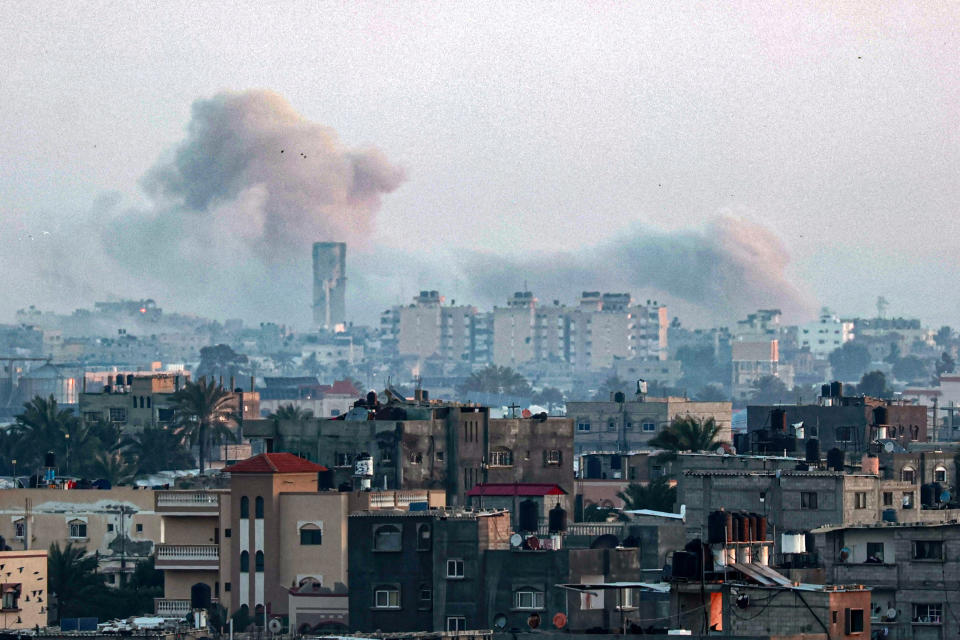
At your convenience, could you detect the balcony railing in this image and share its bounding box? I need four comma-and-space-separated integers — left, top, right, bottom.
155, 597, 219, 618
369, 490, 431, 509
156, 491, 220, 509
155, 544, 220, 566
538, 522, 625, 537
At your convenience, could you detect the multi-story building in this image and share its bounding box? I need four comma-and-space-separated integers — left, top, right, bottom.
492, 292, 537, 367
799, 309, 855, 358
731, 339, 793, 401
244, 396, 574, 506
0, 550, 47, 630
313, 242, 347, 332
566, 395, 732, 455
814, 521, 960, 640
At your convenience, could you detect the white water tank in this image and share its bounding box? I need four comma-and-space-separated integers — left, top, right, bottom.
781, 533, 806, 554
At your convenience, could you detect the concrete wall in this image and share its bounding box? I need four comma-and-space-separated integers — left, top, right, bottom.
0, 550, 47, 630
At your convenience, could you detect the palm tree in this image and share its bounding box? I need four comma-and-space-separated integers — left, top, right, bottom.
48, 542, 105, 620
648, 416, 725, 454
92, 451, 136, 486
617, 478, 676, 513
13, 395, 77, 474
171, 379, 238, 474
121, 427, 194, 476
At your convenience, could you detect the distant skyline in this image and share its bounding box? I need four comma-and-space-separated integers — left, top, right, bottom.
2, 3, 958, 328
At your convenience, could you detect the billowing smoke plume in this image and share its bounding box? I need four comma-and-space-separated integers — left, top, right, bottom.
356, 216, 814, 322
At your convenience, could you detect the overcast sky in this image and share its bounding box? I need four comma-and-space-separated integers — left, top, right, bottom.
2, 2, 958, 328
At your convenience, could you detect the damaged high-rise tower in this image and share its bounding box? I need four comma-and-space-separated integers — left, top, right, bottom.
312, 242, 346, 331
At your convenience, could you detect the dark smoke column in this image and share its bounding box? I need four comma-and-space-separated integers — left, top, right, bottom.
313, 242, 346, 331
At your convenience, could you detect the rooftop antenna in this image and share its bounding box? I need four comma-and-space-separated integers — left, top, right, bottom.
877, 296, 888, 319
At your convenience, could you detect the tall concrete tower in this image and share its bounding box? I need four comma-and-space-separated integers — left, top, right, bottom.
312, 242, 346, 331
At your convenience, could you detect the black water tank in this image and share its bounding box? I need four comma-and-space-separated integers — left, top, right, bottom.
827, 448, 844, 472
518, 499, 539, 533
613, 391, 625, 403
44, 451, 55, 468
827, 447, 844, 471
317, 469, 335, 491
366, 391, 378, 406
806, 438, 821, 463
771, 408, 787, 432
548, 504, 567, 533
830, 381, 843, 398
873, 406, 888, 426
191, 582, 212, 610
707, 511, 726, 544
115, 374, 124, 386
821, 384, 831, 397
126, 374, 134, 386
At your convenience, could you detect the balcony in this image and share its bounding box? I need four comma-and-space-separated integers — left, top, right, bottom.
537, 521, 625, 538
368, 490, 433, 509
154, 597, 219, 618
155, 491, 221, 516
155, 544, 220, 570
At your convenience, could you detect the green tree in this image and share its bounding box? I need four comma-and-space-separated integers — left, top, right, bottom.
271, 352, 298, 376
592, 375, 631, 401
693, 384, 728, 402
268, 404, 314, 421
456, 366, 532, 397
830, 342, 872, 381
196, 344, 249, 382
48, 542, 105, 620
857, 371, 891, 399
649, 416, 725, 454
934, 326, 953, 348
935, 352, 956, 379
581, 503, 617, 522
171, 379, 239, 474
121, 426, 195, 476
13, 395, 77, 474
892, 356, 928, 383
532, 387, 565, 412
92, 451, 136, 485
749, 375, 790, 404
617, 478, 676, 513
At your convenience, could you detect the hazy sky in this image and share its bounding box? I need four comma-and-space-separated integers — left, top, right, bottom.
2, 2, 959, 328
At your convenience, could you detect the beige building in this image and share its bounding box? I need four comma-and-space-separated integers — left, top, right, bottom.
731, 338, 794, 401
0, 487, 160, 586
492, 292, 537, 367
0, 550, 47, 630
390, 291, 477, 374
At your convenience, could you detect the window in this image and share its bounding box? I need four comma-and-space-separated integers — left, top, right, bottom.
83, 411, 101, 423
106, 573, 116, 585
576, 421, 591, 432
514, 588, 545, 610
335, 452, 353, 467
866, 542, 884, 563
901, 466, 916, 483
13, 520, 24, 539
489, 448, 512, 467
136, 523, 143, 533
836, 426, 852, 443
224, 528, 231, 538
109, 408, 127, 423
446, 559, 464, 579
107, 523, 114, 533
373, 524, 402, 552
607, 420, 616, 431
854, 492, 867, 509
240, 496, 249, 519
545, 449, 561, 465
832, 611, 839, 624
255, 550, 264, 572
224, 582, 231, 592
416, 524, 431, 551
913, 540, 943, 560
446, 617, 466, 631
902, 492, 914, 509
435, 450, 443, 461
642, 421, 656, 433
912, 603, 942, 624
935, 467, 947, 483
239, 551, 249, 572
882, 492, 893, 506
1, 586, 19, 610
801, 492, 818, 510
418, 585, 432, 609
300, 525, 322, 545
255, 496, 264, 519
69, 520, 87, 538
146, 397, 151, 408
374, 588, 400, 609
845, 608, 865, 634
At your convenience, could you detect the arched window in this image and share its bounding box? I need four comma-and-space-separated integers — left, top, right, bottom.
255, 496, 264, 519
489, 448, 512, 467
373, 524, 402, 551
240, 496, 249, 519
255, 550, 264, 572
935, 466, 947, 483
299, 524, 322, 545
416, 524, 431, 551
901, 466, 916, 483
239, 551, 249, 572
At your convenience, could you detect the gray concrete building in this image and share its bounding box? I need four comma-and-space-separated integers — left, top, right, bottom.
313, 242, 346, 331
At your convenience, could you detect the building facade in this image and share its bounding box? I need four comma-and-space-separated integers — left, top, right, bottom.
313, 242, 347, 332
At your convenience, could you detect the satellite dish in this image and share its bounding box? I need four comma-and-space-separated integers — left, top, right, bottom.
886, 608, 898, 621
527, 535, 541, 550
883, 441, 895, 453
553, 612, 567, 629
493, 614, 508, 630
522, 409, 532, 418
510, 533, 524, 548
715, 446, 726, 455
267, 618, 283, 633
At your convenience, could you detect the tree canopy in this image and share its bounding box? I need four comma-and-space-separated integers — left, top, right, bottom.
456, 366, 532, 396
829, 342, 872, 381
648, 416, 725, 453
617, 478, 676, 513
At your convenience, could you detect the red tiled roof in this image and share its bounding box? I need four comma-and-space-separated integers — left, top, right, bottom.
466, 483, 567, 497
223, 453, 327, 474
326, 379, 361, 395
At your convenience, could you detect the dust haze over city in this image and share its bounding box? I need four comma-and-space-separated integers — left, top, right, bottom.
6, 4, 960, 636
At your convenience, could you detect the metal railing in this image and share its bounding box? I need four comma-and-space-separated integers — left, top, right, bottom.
537, 522, 625, 537
156, 491, 220, 508
156, 544, 220, 561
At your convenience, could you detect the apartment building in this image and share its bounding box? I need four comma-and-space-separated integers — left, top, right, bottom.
815, 521, 960, 640
0, 550, 47, 630
566, 395, 732, 455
